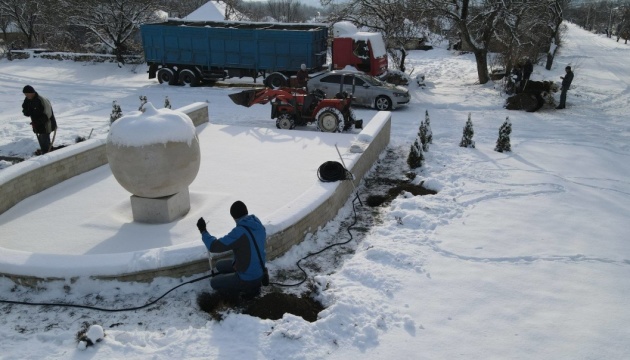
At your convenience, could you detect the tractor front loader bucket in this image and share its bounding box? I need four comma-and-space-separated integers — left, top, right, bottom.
229, 90, 259, 107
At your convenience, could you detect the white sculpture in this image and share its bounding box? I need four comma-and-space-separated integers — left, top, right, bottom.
106, 102, 200, 222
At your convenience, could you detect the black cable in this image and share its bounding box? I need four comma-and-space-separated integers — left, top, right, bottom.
270, 191, 361, 287
317, 161, 351, 182
0, 273, 215, 312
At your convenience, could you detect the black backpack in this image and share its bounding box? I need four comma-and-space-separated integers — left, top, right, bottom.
241, 226, 269, 286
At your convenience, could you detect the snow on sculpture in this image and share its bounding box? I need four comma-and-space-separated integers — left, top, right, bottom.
106, 102, 200, 222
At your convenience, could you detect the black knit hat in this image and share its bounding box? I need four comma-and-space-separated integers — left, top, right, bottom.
230, 201, 248, 219
23, 85, 36, 94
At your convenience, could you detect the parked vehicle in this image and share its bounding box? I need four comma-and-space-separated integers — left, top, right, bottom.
139, 20, 388, 87
307, 70, 410, 110
228, 87, 362, 132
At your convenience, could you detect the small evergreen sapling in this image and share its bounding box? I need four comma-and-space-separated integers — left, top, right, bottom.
407, 138, 424, 169
110, 101, 122, 124
459, 113, 475, 148
164, 96, 172, 109
495, 117, 512, 152
425, 110, 433, 144
419, 121, 429, 151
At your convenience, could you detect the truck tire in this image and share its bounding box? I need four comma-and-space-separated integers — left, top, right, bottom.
316, 107, 344, 133
375, 96, 392, 110
157, 68, 177, 85
179, 69, 199, 87
265, 73, 288, 89
276, 113, 296, 130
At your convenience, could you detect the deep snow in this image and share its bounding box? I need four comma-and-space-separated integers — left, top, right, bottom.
0, 22, 629, 359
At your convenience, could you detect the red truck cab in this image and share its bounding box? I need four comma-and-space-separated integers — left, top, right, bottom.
331, 32, 388, 77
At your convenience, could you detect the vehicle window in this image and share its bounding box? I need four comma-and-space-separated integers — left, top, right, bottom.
343, 76, 364, 86
320, 75, 342, 84
362, 76, 384, 86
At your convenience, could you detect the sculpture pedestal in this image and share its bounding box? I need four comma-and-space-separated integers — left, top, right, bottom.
130, 189, 190, 224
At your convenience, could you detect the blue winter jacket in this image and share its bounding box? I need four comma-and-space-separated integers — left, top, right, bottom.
201, 214, 267, 281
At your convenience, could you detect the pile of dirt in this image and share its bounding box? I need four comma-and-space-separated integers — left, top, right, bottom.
366, 179, 437, 207
197, 291, 324, 322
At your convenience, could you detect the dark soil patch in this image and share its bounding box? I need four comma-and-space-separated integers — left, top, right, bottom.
0, 155, 24, 164
197, 291, 324, 322
34, 145, 67, 156
366, 179, 436, 207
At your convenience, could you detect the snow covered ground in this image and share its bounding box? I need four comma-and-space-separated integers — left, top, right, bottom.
0, 22, 629, 359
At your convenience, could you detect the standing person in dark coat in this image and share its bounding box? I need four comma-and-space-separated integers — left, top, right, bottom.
197, 201, 267, 297
510, 64, 523, 93
22, 85, 56, 154
296, 63, 309, 88
522, 58, 533, 82
556, 66, 574, 109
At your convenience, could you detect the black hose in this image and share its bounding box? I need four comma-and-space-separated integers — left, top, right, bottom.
270, 191, 361, 287
0, 273, 214, 312
317, 161, 352, 182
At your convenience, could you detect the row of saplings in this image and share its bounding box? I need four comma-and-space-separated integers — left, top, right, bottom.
407, 111, 512, 169
109, 96, 172, 124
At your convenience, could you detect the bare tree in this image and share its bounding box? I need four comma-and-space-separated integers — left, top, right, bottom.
544, 0, 571, 70
64, 0, 161, 63
0, 8, 11, 41
267, 0, 306, 22
421, 0, 510, 84
237, 1, 269, 22
492, 0, 570, 74
0, 0, 44, 47
617, 7, 630, 43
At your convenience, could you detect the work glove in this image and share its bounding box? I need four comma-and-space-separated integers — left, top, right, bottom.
196, 217, 207, 233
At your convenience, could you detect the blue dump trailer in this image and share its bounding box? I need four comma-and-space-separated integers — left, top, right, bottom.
140, 20, 329, 86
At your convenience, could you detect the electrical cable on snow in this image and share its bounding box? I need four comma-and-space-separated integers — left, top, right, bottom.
269, 191, 361, 287
0, 273, 215, 312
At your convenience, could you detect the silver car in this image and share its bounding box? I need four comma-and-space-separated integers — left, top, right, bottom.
307, 70, 410, 110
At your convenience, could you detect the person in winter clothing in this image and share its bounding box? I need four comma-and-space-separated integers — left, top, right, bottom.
22, 85, 56, 154
509, 64, 523, 94
296, 63, 309, 88
197, 201, 267, 296
522, 58, 533, 82
557, 66, 574, 109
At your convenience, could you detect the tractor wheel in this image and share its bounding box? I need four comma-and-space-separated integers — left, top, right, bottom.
265, 72, 288, 89
316, 107, 344, 133
375, 95, 392, 110
157, 68, 177, 85
522, 94, 540, 112
179, 69, 199, 87
276, 113, 296, 130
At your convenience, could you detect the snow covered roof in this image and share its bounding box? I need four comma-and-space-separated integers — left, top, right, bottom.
185, 1, 227, 21
184, 1, 245, 21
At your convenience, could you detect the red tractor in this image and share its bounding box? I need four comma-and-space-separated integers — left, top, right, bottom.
228, 87, 362, 133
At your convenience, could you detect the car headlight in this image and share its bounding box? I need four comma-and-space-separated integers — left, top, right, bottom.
393, 92, 408, 97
